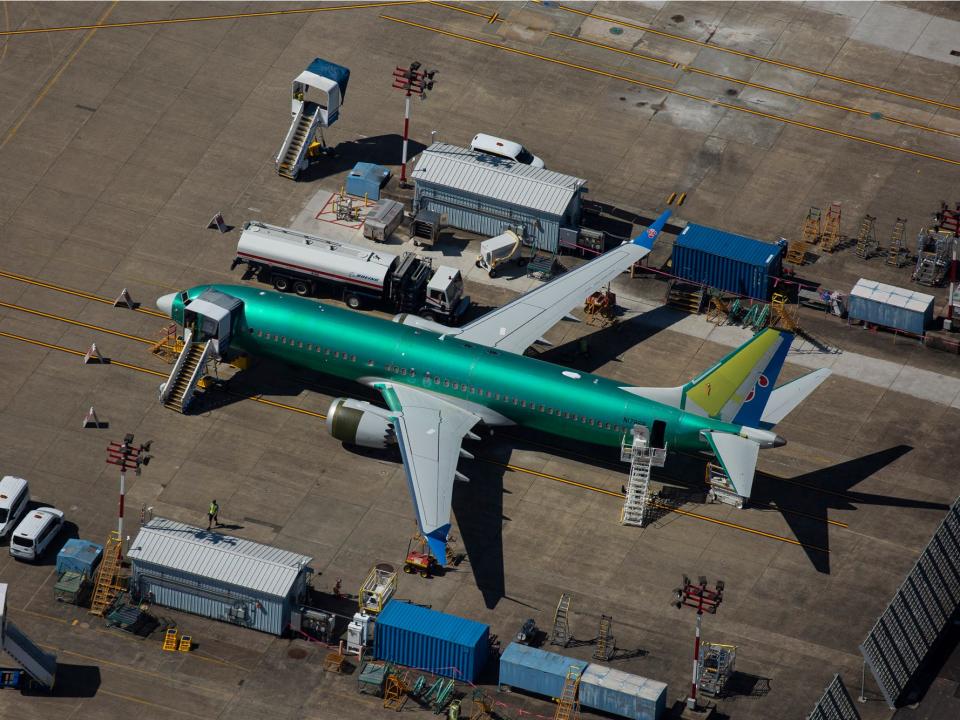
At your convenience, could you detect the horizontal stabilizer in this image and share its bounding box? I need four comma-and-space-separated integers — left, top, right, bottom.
704, 431, 759, 499
760, 368, 831, 427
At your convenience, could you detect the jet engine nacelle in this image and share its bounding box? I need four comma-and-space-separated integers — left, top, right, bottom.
326, 398, 395, 448
392, 313, 463, 336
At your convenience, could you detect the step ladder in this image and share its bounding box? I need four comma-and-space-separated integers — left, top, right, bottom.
913, 252, 942, 286
698, 642, 737, 697
705, 463, 745, 508
162, 628, 179, 651
159, 331, 212, 414
936, 202, 960, 236
277, 106, 319, 180
383, 671, 410, 711
770, 292, 799, 332
553, 666, 582, 720
149, 323, 184, 364
801, 206, 822, 246
784, 239, 808, 265
550, 593, 572, 647
886, 217, 907, 267
705, 295, 729, 325
665, 280, 704, 313
820, 202, 843, 252
854, 214, 877, 259
89, 531, 123, 616
621, 426, 653, 527
593, 615, 614, 661
526, 251, 558, 280
0, 583, 57, 690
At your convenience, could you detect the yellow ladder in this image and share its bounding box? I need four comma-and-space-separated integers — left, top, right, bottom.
593, 615, 614, 661
89, 531, 123, 616
162, 628, 179, 651
149, 323, 184, 364
785, 239, 808, 265
554, 666, 582, 720
820, 202, 843, 252
887, 217, 907, 266
383, 671, 409, 711
854, 214, 877, 259
770, 293, 799, 332
801, 207, 822, 245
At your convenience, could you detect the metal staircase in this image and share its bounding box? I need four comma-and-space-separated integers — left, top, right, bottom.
620, 425, 666, 527
553, 666, 582, 720
1, 584, 56, 690
89, 531, 123, 617
854, 214, 877, 259
886, 217, 907, 267
820, 202, 843, 252
593, 614, 614, 661
550, 593, 572, 647
665, 280, 704, 313
159, 330, 213, 413
277, 105, 320, 180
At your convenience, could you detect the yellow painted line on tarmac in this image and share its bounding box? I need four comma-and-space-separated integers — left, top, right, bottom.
482, 458, 830, 553
0, 2, 117, 149
550, 31, 960, 141
97, 689, 207, 718
0, 268, 169, 317
0, 1, 422, 37
549, 2, 960, 114
0, 300, 154, 344
380, 15, 960, 168
0, 329, 326, 418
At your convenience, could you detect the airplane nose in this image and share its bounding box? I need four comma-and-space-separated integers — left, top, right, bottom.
773, 434, 787, 448
156, 293, 176, 316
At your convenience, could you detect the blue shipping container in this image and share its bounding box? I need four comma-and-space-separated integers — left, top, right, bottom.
579, 664, 667, 720
672, 224, 783, 300
56, 539, 103, 578
498, 643, 589, 698
374, 601, 489, 682
847, 278, 934, 335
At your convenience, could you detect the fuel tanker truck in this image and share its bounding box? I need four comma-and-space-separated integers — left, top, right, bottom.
231, 221, 470, 325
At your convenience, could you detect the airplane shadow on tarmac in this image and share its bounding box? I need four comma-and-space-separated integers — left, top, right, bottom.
749, 444, 950, 574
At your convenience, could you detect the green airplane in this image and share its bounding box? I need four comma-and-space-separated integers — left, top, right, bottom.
156, 211, 829, 563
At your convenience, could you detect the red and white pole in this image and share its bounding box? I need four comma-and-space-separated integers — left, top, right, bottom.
400, 91, 411, 184
688, 611, 702, 710
118, 467, 126, 556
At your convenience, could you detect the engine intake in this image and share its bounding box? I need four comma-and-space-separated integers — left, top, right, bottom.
326, 398, 395, 448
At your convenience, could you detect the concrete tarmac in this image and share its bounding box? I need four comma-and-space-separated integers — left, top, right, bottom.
0, 2, 958, 719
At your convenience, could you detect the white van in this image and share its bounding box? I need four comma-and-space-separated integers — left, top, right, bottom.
9, 507, 64, 561
470, 133, 545, 168
0, 476, 30, 539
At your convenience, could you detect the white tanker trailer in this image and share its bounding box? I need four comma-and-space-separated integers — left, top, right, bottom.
232, 221, 470, 325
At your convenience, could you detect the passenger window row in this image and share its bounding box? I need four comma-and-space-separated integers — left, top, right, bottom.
251, 328, 622, 432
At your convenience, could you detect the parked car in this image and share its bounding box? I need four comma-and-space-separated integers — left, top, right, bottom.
0, 476, 30, 540
10, 507, 64, 561
471, 133, 544, 168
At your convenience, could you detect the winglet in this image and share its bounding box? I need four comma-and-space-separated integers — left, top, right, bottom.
425, 524, 450, 565
632, 209, 672, 249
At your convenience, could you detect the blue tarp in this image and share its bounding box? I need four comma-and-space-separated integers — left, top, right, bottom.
306, 58, 350, 101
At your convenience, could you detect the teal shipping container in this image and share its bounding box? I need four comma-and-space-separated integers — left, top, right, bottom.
374, 601, 489, 682
672, 224, 784, 300
498, 643, 588, 698
56, 539, 103, 577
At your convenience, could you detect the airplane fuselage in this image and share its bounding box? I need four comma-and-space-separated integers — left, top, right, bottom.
175, 285, 743, 452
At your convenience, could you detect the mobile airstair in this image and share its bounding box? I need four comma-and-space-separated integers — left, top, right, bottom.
276, 58, 350, 180
620, 424, 666, 527
158, 329, 213, 413
1, 583, 57, 691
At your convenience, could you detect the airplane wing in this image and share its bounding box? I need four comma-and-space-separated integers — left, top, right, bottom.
375, 382, 481, 565
455, 210, 672, 354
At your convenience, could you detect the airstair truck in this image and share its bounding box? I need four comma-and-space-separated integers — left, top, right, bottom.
276, 58, 350, 180
232, 221, 470, 325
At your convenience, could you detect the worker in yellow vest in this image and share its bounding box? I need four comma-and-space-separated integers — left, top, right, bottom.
207, 500, 219, 530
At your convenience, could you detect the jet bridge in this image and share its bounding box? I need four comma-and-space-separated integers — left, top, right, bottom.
0, 583, 57, 690
276, 58, 350, 180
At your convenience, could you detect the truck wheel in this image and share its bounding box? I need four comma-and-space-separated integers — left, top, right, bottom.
293, 280, 310, 296
273, 276, 290, 292
345, 294, 361, 310
488, 268, 497, 279
475, 260, 482, 269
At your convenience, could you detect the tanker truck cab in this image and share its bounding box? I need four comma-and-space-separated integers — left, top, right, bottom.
424, 266, 469, 323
